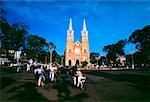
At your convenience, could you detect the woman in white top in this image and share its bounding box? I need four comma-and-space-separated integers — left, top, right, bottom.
75, 69, 84, 87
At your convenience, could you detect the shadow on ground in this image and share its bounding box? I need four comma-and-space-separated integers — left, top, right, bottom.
0, 77, 16, 90
53, 76, 90, 102
0, 66, 90, 102
7, 82, 49, 102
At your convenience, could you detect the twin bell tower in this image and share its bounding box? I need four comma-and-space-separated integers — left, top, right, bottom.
65, 18, 90, 66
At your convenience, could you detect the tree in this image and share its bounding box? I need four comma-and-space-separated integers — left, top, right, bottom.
128, 25, 150, 65
0, 1, 28, 51
25, 34, 48, 62
1, 20, 28, 51
103, 44, 116, 64
25, 34, 60, 63
0, 1, 28, 61
99, 56, 107, 65
103, 40, 126, 66
90, 52, 100, 64
52, 50, 61, 64
81, 60, 88, 68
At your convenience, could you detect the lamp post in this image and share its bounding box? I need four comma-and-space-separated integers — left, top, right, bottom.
45, 41, 52, 64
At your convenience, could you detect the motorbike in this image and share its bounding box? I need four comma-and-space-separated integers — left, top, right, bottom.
38, 74, 45, 87
79, 76, 86, 91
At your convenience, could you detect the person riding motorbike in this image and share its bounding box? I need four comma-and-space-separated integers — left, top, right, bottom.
49, 63, 57, 82
34, 64, 45, 87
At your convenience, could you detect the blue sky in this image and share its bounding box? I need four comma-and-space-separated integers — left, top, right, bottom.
3, 0, 150, 56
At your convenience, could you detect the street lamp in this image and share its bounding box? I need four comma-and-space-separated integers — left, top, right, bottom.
45, 41, 52, 64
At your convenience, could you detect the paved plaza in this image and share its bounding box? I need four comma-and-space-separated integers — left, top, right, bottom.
0, 67, 150, 102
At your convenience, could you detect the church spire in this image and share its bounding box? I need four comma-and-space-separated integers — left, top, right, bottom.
69, 18, 73, 31
83, 18, 87, 31
67, 18, 74, 35
81, 18, 88, 35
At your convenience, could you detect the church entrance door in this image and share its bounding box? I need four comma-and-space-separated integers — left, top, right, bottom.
76, 59, 79, 66
68, 60, 71, 66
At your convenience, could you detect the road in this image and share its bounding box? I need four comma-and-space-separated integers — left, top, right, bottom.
0, 67, 150, 102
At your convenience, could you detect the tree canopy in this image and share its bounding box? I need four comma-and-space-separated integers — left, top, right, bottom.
90, 52, 100, 64
1, 21, 28, 51
128, 25, 150, 65
25, 34, 47, 62
103, 40, 126, 65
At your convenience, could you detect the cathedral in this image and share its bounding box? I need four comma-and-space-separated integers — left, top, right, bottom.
65, 18, 90, 66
